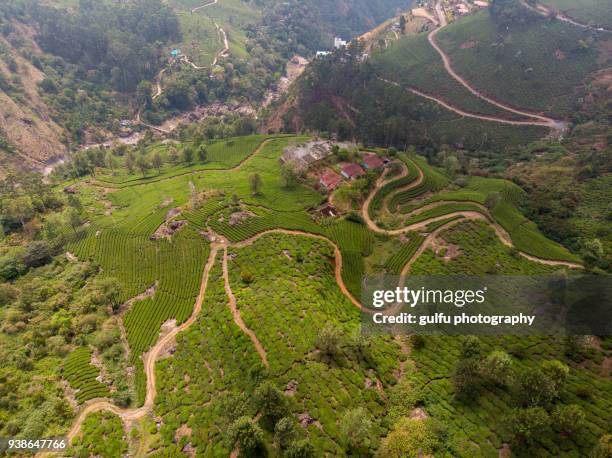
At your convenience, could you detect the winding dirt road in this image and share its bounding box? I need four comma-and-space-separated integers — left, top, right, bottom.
222, 247, 269, 367
64, 244, 220, 443
429, 1, 562, 128
362, 160, 583, 269
519, 0, 612, 32
379, 1, 565, 130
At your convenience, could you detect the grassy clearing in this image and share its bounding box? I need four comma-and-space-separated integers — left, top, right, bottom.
437, 11, 603, 116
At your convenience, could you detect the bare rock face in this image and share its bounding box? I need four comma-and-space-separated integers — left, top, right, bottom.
229, 210, 255, 226
150, 220, 188, 240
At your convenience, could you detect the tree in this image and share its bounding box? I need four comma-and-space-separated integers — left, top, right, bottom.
249, 173, 262, 196
315, 324, 341, 363
152, 152, 163, 175
485, 192, 502, 210
136, 80, 153, 109
253, 382, 288, 425
340, 408, 372, 453
198, 144, 207, 162
105, 151, 118, 173
453, 357, 482, 400
285, 440, 315, 458
67, 194, 83, 211
377, 418, 442, 458
67, 208, 84, 233
125, 152, 135, 174
542, 360, 569, 393
443, 155, 460, 177
280, 163, 299, 189
552, 404, 585, 436
227, 417, 264, 456
507, 407, 550, 445
136, 156, 150, 177
581, 238, 604, 270
183, 147, 194, 164
459, 336, 484, 360
592, 435, 612, 458
481, 350, 513, 386
22, 241, 52, 269
169, 147, 179, 164
4, 196, 34, 228
274, 417, 296, 450
514, 365, 559, 407
0, 283, 18, 306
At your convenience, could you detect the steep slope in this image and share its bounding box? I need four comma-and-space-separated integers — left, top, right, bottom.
0, 24, 66, 168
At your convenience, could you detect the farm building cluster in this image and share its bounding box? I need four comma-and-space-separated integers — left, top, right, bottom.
281, 141, 389, 200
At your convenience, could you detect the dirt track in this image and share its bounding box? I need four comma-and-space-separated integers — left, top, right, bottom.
222, 247, 269, 367
519, 0, 612, 32
362, 160, 583, 269
379, 1, 565, 130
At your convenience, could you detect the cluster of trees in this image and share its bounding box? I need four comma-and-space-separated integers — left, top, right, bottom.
258, 0, 409, 56
178, 115, 258, 143
450, 337, 588, 450
227, 381, 314, 457
490, 0, 541, 30
0, 173, 62, 234
32, 0, 179, 93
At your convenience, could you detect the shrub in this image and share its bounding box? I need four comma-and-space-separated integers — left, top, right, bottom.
552, 404, 585, 436
253, 382, 288, 426
227, 417, 265, 456
377, 418, 442, 458
506, 407, 550, 445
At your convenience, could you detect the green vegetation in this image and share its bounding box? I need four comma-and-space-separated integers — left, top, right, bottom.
388, 157, 450, 211
437, 10, 604, 116
295, 51, 548, 151
68, 411, 127, 458
374, 32, 525, 119
368, 157, 420, 219
541, 0, 612, 28
383, 234, 425, 274
63, 347, 110, 404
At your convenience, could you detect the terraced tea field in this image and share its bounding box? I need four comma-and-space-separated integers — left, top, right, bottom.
58, 134, 601, 457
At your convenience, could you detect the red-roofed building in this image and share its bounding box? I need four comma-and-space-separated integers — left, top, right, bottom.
340, 163, 365, 180
319, 169, 343, 191
362, 153, 384, 170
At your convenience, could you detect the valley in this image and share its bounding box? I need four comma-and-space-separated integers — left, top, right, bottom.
0, 0, 609, 457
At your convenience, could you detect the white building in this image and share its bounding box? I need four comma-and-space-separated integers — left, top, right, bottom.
334, 37, 347, 49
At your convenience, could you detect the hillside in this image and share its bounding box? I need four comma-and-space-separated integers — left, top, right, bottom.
0, 0, 412, 172
284, 0, 610, 147
0, 0, 610, 457
0, 131, 609, 456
